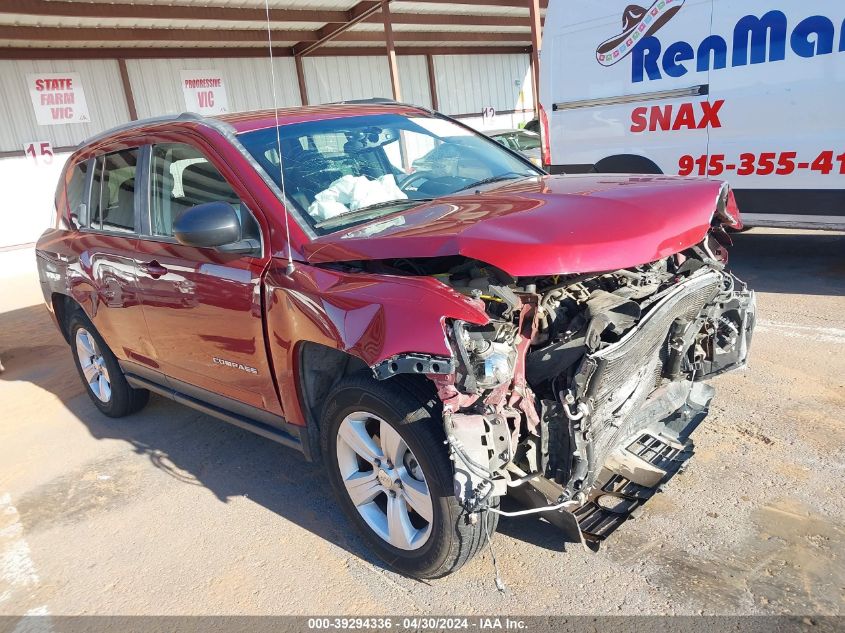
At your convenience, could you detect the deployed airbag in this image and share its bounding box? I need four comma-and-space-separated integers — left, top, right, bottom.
308, 174, 406, 221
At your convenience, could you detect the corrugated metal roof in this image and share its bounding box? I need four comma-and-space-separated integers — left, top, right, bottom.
0, 0, 541, 52
91, 0, 359, 8
0, 15, 329, 31
0, 39, 290, 48
393, 2, 536, 18
350, 23, 533, 33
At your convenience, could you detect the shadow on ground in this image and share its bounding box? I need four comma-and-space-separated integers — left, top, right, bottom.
0, 303, 569, 576
729, 229, 845, 296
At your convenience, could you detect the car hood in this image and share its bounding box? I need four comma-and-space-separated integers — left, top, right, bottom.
302, 174, 726, 277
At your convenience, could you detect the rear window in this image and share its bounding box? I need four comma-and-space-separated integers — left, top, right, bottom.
53, 159, 89, 228
88, 149, 138, 234
66, 160, 89, 222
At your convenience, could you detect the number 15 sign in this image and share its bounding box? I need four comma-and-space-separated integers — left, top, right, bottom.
23, 141, 54, 165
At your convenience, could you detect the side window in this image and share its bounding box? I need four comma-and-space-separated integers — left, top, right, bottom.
55, 159, 90, 228
89, 149, 138, 234
149, 143, 260, 243
66, 160, 89, 224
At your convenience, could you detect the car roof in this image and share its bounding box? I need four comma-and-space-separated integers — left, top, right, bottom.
78, 101, 431, 149
215, 102, 427, 133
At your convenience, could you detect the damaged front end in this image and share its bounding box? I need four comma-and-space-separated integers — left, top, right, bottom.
374, 231, 755, 549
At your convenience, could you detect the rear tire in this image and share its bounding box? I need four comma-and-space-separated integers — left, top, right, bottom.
68, 313, 149, 418
321, 373, 497, 578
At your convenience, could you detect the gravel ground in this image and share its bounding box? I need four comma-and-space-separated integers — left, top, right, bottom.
0, 228, 843, 616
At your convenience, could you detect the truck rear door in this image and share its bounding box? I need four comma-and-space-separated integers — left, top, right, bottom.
706, 1, 845, 226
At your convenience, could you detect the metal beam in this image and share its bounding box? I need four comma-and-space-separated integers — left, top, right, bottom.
0, 25, 531, 45
368, 13, 540, 27
0, 25, 318, 43
425, 54, 439, 111
402, 0, 547, 7
528, 0, 542, 117
292, 0, 383, 57
0, 0, 348, 23
382, 0, 401, 101
294, 54, 309, 106
336, 31, 529, 43
116, 58, 137, 120
0, 46, 531, 60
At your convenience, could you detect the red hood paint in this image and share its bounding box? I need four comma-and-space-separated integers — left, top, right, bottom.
303, 174, 727, 277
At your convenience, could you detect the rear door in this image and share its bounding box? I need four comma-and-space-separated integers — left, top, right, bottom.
74, 147, 152, 365
133, 140, 283, 417
541, 0, 714, 174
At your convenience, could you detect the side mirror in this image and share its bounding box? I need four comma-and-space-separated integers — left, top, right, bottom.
173, 201, 241, 248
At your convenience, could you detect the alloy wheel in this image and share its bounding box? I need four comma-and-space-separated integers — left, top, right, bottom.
335, 412, 434, 551
75, 327, 111, 403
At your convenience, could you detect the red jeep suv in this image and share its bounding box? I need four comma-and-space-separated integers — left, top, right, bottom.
37, 102, 755, 578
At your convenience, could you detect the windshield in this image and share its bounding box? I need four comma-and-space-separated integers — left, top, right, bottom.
238, 112, 541, 235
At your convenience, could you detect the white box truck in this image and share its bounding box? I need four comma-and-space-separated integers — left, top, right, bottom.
540, 0, 845, 229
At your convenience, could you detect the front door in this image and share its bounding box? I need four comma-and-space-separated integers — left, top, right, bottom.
134, 142, 282, 416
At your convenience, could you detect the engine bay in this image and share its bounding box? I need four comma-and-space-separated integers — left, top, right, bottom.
363, 230, 756, 546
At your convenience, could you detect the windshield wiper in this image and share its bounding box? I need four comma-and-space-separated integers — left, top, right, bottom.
315, 197, 435, 230
458, 171, 531, 193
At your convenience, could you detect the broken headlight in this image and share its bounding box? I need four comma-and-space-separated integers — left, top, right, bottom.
450, 320, 517, 393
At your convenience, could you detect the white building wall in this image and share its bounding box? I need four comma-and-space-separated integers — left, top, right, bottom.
303, 55, 431, 108
398, 56, 432, 109
0, 153, 69, 248
125, 57, 301, 119
433, 53, 533, 130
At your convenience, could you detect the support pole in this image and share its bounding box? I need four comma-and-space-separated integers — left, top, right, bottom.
425, 53, 438, 111
382, 0, 402, 101
117, 58, 138, 120
528, 0, 542, 118
294, 54, 309, 106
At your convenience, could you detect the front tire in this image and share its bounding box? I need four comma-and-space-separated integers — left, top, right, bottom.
321, 374, 497, 578
68, 313, 149, 418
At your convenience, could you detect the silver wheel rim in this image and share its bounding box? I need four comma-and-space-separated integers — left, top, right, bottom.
335, 412, 434, 551
75, 328, 111, 403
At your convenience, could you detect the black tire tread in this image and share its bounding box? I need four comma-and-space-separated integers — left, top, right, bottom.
321, 371, 497, 579
68, 312, 150, 418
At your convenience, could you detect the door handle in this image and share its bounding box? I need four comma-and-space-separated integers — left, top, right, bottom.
141, 260, 168, 279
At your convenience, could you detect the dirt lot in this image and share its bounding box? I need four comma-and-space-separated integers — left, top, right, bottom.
0, 228, 843, 616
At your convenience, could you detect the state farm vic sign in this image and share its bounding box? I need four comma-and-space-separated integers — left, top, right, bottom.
26, 72, 91, 126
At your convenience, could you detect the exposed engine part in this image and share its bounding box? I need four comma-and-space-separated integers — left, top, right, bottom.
407, 238, 754, 547
444, 412, 511, 509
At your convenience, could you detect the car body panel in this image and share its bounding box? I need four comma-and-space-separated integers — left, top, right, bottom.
263, 260, 490, 426
132, 238, 283, 415
303, 174, 725, 276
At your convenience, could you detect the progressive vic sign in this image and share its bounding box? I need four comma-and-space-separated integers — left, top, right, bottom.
596, 0, 845, 83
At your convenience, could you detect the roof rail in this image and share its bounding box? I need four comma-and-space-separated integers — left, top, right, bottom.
332, 97, 398, 105
76, 112, 232, 150
328, 97, 437, 116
